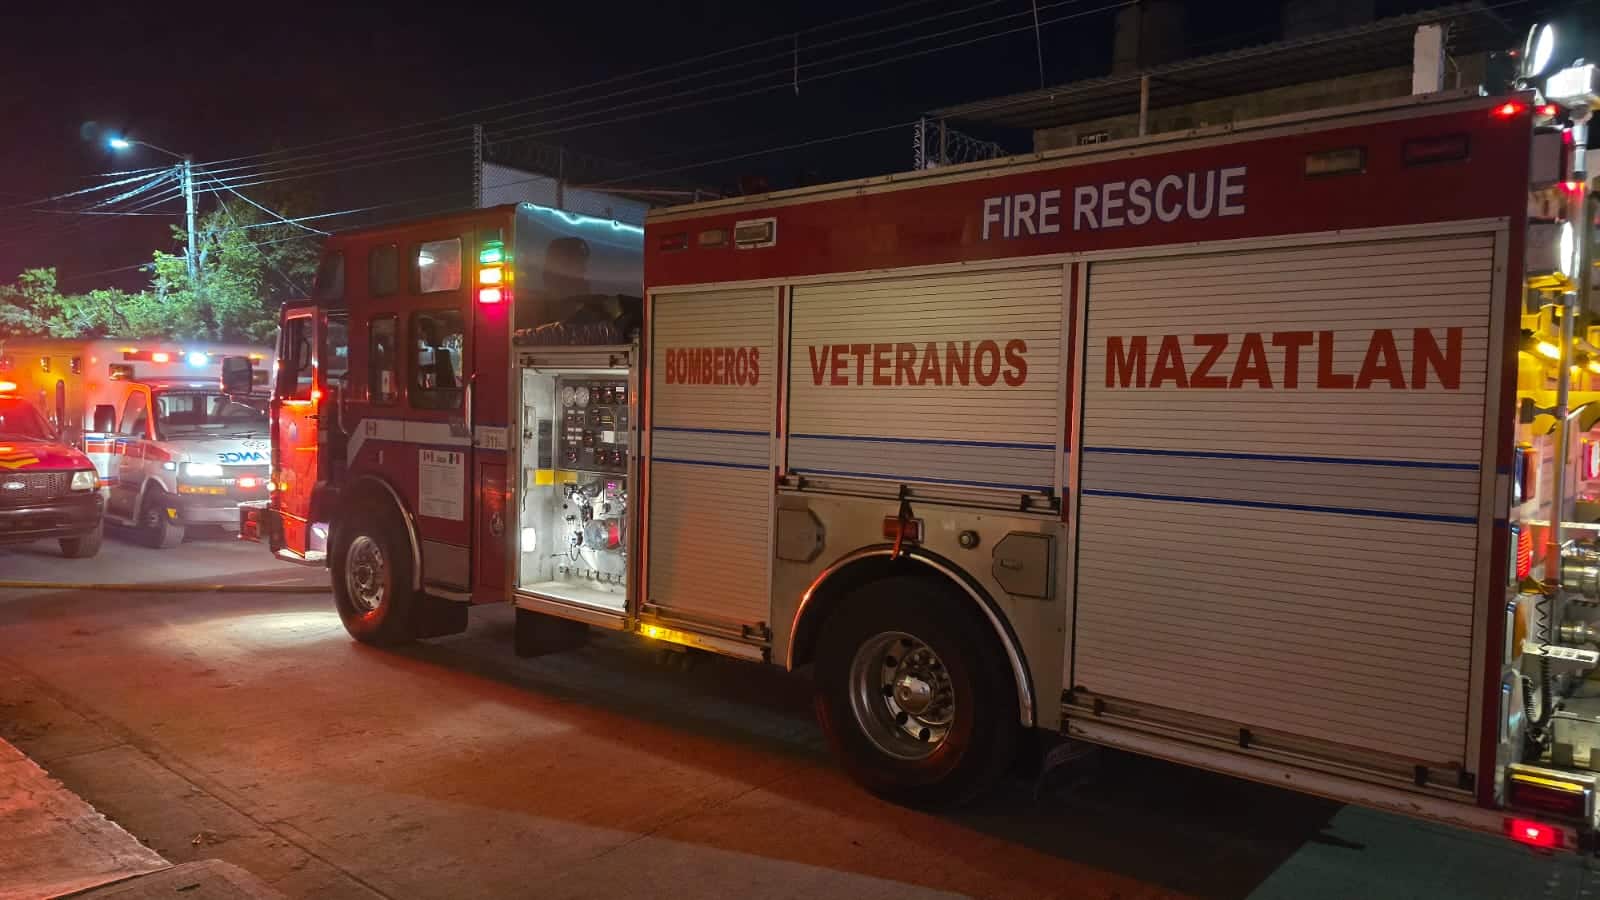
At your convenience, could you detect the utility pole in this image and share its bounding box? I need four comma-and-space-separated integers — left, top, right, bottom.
110, 136, 197, 279
182, 156, 197, 279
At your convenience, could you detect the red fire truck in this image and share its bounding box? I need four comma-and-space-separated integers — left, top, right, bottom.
243, 84, 1600, 847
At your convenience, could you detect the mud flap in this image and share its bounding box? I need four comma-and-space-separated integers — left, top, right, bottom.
513, 607, 588, 657
413, 594, 469, 639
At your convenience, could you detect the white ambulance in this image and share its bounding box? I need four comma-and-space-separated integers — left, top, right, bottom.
0, 339, 274, 547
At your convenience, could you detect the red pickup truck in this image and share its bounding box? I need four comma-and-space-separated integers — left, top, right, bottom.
0, 384, 105, 557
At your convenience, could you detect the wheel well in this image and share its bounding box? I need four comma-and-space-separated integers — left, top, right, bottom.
788, 549, 1035, 727
334, 475, 421, 590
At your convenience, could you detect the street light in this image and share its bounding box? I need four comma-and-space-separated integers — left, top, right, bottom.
107, 134, 197, 280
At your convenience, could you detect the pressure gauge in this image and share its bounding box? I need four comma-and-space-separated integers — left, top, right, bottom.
560, 386, 576, 407
575, 386, 591, 408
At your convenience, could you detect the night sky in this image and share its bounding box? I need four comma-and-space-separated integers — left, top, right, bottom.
0, 0, 1575, 293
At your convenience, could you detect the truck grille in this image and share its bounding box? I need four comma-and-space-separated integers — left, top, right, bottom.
0, 472, 71, 506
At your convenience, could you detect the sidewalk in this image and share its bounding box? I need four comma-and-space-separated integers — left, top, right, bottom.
0, 737, 279, 900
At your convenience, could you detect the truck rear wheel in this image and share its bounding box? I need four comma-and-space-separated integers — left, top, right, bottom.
331, 505, 418, 645
813, 576, 1019, 808
60, 521, 103, 559
139, 489, 184, 549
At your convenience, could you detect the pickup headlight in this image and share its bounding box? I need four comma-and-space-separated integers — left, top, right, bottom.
70, 469, 98, 492
184, 462, 225, 479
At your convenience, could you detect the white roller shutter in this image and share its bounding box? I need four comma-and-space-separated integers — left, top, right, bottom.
648, 288, 777, 628
1073, 234, 1494, 767
788, 268, 1065, 497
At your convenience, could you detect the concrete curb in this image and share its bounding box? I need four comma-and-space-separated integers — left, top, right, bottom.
0, 738, 165, 900
61, 860, 286, 899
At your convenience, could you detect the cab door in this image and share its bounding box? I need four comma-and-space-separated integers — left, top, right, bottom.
271, 304, 321, 557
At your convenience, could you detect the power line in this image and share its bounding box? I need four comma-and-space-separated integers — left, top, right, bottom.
214, 196, 313, 296
198, 0, 1124, 196
210, 181, 330, 236
187, 0, 967, 173
171, 0, 1063, 192
182, 2, 1009, 187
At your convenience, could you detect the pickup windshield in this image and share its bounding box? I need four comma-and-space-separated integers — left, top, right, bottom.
0, 398, 51, 441
155, 391, 269, 437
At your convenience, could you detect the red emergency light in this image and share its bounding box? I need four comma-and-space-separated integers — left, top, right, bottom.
478, 287, 503, 304
1493, 100, 1528, 119
1506, 818, 1564, 850
236, 476, 262, 490
0, 380, 15, 394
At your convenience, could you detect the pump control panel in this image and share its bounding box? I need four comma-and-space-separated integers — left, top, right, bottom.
558, 378, 629, 473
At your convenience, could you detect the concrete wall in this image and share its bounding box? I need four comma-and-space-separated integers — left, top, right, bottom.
1034, 53, 1486, 152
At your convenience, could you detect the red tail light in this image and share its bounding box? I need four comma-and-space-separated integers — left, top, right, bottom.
1517, 526, 1534, 580
1493, 100, 1528, 119
478, 287, 503, 304
1506, 818, 1564, 850
236, 476, 261, 489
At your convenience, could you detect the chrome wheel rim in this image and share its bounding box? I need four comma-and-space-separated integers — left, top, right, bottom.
345, 534, 388, 615
848, 631, 955, 760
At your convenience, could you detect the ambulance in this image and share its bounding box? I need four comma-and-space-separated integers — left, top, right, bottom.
0, 339, 274, 547
239, 71, 1600, 849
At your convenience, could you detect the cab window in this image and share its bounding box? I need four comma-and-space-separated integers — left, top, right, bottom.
279, 316, 315, 401
368, 315, 399, 405
119, 392, 149, 437
369, 244, 399, 297
0, 399, 51, 440
409, 309, 464, 410
315, 252, 345, 303
325, 314, 350, 386
416, 239, 462, 294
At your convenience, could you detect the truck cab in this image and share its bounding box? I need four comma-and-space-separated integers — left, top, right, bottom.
0, 384, 104, 557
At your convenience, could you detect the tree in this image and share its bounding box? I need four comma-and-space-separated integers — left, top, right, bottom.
0, 188, 321, 343
147, 194, 321, 343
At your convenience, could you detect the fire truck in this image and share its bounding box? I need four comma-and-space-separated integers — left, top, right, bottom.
1, 338, 274, 546
243, 75, 1600, 846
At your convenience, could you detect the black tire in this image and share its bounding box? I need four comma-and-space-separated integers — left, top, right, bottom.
59, 521, 103, 559
330, 503, 419, 645
139, 489, 185, 549
814, 575, 1019, 808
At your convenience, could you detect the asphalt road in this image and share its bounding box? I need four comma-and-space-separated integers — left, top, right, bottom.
0, 530, 1594, 899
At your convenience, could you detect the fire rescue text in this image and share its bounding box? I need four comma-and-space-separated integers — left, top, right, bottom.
807, 340, 1028, 387
981, 166, 1246, 239
1104, 328, 1463, 389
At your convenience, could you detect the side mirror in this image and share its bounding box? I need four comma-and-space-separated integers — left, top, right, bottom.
92, 404, 116, 434
221, 356, 254, 395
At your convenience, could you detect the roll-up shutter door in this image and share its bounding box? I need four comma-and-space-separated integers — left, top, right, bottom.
789, 268, 1065, 497
1073, 234, 1494, 767
648, 288, 777, 628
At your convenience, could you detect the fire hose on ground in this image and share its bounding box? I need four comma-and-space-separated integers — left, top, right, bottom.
0, 580, 329, 593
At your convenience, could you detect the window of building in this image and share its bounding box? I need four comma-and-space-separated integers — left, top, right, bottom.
368, 316, 399, 405
416, 238, 462, 294
369, 244, 399, 297
315, 251, 345, 302
409, 309, 465, 410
